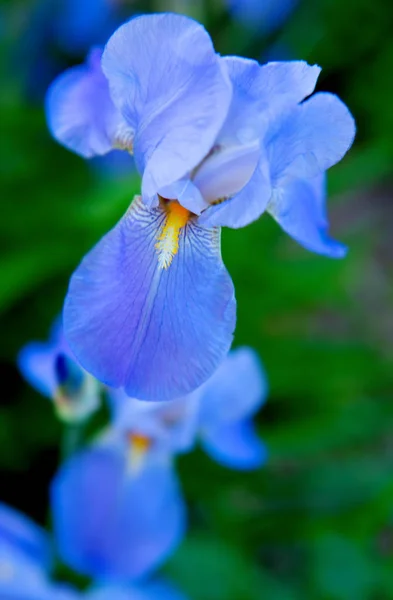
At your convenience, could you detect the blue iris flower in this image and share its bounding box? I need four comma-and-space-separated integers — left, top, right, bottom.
110, 346, 268, 470
18, 317, 100, 423
47, 13, 355, 401
0, 502, 187, 599
51, 432, 186, 581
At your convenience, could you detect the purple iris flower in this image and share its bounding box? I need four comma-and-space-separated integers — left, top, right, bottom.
110, 346, 267, 470
47, 13, 355, 401
0, 502, 186, 599
18, 317, 100, 423
51, 434, 186, 581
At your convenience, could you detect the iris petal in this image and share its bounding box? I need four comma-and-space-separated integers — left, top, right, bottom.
51, 447, 185, 580
87, 581, 187, 600
102, 14, 232, 203
198, 347, 267, 426
47, 48, 132, 158
198, 149, 271, 229
268, 92, 356, 183
268, 175, 347, 258
63, 197, 236, 401
219, 57, 321, 144
202, 419, 267, 470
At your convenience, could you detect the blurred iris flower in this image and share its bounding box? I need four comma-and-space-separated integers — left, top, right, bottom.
110, 346, 267, 470
0, 502, 187, 599
51, 346, 265, 580
47, 13, 355, 401
51, 429, 186, 581
18, 318, 100, 423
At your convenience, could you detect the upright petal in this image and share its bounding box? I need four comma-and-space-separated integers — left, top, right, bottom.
51, 447, 185, 580
64, 197, 236, 401
198, 149, 271, 229
198, 347, 267, 426
46, 48, 132, 158
267, 92, 356, 183
102, 14, 232, 202
218, 57, 321, 145
267, 175, 347, 258
202, 419, 267, 470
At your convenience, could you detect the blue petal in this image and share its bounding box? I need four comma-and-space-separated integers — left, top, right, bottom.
46, 48, 131, 158
51, 447, 186, 580
268, 175, 347, 258
0, 503, 51, 569
202, 419, 267, 470
198, 347, 267, 427
198, 149, 271, 229
159, 179, 209, 215
267, 92, 356, 183
18, 341, 57, 398
218, 57, 321, 145
102, 14, 232, 202
63, 198, 236, 401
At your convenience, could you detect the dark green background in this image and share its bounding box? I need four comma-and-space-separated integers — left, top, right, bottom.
1, 0, 393, 598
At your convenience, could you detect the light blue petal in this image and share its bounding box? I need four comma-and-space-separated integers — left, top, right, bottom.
198, 347, 267, 427
202, 419, 267, 470
63, 197, 236, 401
0, 503, 51, 569
86, 580, 187, 600
268, 175, 347, 258
46, 48, 132, 158
102, 14, 232, 202
218, 57, 321, 145
267, 92, 356, 183
51, 447, 186, 580
159, 179, 209, 215
198, 149, 271, 229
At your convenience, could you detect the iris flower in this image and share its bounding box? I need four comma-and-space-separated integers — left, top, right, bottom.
110, 346, 268, 470
0, 502, 186, 599
18, 318, 100, 423
47, 13, 355, 401
51, 432, 186, 581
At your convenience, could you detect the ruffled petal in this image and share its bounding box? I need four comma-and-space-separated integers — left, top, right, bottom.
268, 175, 347, 258
64, 197, 236, 401
46, 48, 132, 158
202, 419, 267, 470
51, 447, 185, 580
102, 14, 232, 202
198, 149, 271, 229
267, 92, 356, 183
218, 57, 321, 145
198, 347, 267, 426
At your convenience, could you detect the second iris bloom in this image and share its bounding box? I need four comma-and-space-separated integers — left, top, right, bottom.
47, 13, 355, 401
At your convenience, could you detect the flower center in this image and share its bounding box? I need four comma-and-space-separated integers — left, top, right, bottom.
155, 201, 190, 269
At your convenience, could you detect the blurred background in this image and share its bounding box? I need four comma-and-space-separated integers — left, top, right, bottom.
1, 0, 393, 598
